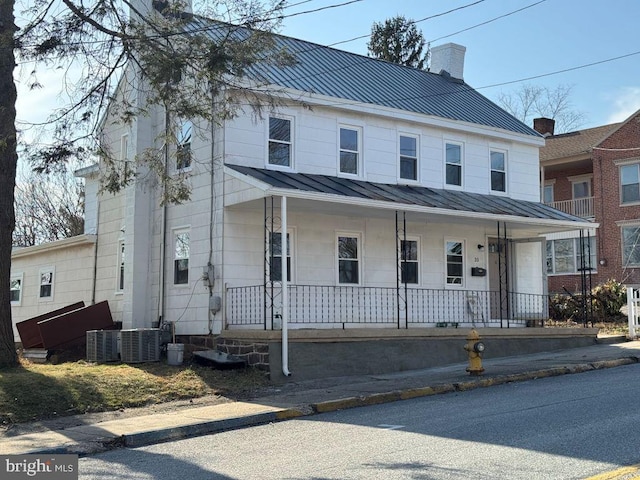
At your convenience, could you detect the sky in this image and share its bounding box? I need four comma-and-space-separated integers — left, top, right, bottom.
277, 0, 640, 130
14, 0, 640, 139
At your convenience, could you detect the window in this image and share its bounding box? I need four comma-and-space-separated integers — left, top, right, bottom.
10, 274, 22, 305
445, 142, 462, 187
174, 230, 190, 285
399, 135, 418, 181
339, 127, 360, 175
120, 134, 129, 161
622, 226, 640, 266
401, 239, 419, 284
490, 150, 506, 192
268, 117, 291, 167
337, 234, 360, 284
177, 120, 192, 170
117, 240, 125, 292
39, 268, 54, 299
269, 232, 291, 282
621, 164, 640, 204
446, 240, 464, 285
546, 237, 597, 274
543, 183, 554, 204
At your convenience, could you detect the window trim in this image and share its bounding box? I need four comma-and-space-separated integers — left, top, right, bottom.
398, 133, 419, 183
173, 228, 190, 286
176, 119, 193, 172
116, 239, 125, 294
569, 174, 592, 200
336, 232, 362, 285
546, 237, 598, 275
400, 236, 420, 285
10, 272, 23, 306
622, 224, 640, 268
444, 141, 464, 189
489, 148, 508, 194
268, 229, 295, 283
620, 164, 640, 205
267, 115, 294, 170
543, 181, 555, 204
38, 267, 55, 301
445, 239, 465, 287
338, 124, 362, 178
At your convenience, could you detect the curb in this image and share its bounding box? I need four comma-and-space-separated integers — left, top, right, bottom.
17, 357, 640, 456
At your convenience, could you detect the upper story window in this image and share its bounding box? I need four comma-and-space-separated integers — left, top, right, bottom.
401, 238, 419, 284
571, 176, 591, 199
337, 233, 360, 284
339, 126, 361, 176
399, 135, 418, 181
543, 182, 554, 203
445, 240, 464, 286
176, 120, 193, 171
174, 229, 190, 285
620, 164, 640, 204
116, 240, 125, 292
546, 237, 597, 274
39, 268, 54, 300
268, 116, 292, 167
10, 274, 22, 306
445, 142, 463, 187
490, 150, 507, 193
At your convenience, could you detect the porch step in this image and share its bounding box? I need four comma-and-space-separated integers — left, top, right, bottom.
22, 349, 49, 363
596, 334, 627, 345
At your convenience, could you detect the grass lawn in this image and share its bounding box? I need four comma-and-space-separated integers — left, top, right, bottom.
0, 358, 268, 425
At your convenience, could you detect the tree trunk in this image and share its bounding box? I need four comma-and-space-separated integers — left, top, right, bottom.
0, 0, 19, 367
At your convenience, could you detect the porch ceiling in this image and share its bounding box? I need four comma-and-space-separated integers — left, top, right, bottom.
224, 164, 596, 235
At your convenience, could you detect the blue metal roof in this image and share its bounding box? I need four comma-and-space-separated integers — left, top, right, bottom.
227, 165, 585, 223
185, 17, 541, 138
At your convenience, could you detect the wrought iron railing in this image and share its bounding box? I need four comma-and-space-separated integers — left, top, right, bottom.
546, 197, 595, 219
226, 285, 551, 329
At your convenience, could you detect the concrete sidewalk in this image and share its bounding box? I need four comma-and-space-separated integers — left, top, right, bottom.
2, 338, 639, 456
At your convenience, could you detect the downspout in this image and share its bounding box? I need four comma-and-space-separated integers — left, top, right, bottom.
207, 92, 216, 334
90, 196, 101, 305
281, 195, 291, 377
158, 107, 169, 327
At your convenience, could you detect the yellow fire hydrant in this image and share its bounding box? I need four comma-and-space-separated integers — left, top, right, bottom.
464, 329, 485, 376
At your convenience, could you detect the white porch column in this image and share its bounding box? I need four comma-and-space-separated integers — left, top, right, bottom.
281, 195, 291, 376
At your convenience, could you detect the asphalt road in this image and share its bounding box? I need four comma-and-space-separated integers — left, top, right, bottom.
79, 364, 640, 479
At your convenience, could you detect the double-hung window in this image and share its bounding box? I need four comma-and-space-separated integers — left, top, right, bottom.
176, 120, 192, 171
39, 268, 54, 299
622, 225, 640, 267
445, 240, 464, 286
401, 238, 419, 284
10, 274, 22, 305
339, 126, 360, 175
445, 142, 462, 187
490, 150, 507, 193
621, 164, 640, 204
268, 116, 292, 167
399, 135, 418, 181
337, 234, 360, 284
269, 232, 292, 282
546, 237, 597, 274
174, 229, 190, 285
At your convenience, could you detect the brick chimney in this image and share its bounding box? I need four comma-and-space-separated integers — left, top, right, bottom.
533, 117, 555, 137
429, 43, 466, 80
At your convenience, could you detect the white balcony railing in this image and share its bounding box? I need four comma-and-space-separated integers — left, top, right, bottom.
546, 197, 594, 219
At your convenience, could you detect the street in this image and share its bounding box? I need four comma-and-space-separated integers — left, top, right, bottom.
79, 364, 640, 479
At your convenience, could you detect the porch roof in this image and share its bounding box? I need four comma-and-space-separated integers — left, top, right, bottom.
225, 165, 595, 232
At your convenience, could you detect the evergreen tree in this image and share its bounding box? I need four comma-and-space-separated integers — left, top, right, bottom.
367, 16, 428, 69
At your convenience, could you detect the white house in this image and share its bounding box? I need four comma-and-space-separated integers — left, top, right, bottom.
11, 12, 593, 357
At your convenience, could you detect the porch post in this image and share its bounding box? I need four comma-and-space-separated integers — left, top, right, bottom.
281, 195, 291, 377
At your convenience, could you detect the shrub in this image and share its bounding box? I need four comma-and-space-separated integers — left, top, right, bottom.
549, 279, 627, 323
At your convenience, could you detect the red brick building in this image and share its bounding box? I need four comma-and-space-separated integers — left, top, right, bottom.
539, 110, 640, 293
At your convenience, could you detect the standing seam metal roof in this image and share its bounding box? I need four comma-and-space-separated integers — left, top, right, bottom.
186, 17, 541, 137
226, 164, 585, 223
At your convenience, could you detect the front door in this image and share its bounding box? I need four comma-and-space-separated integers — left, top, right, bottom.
488, 237, 509, 322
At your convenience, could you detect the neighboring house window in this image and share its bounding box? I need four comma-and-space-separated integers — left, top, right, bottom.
39, 268, 54, 299
399, 135, 418, 181
622, 225, 640, 266
177, 119, 192, 170
269, 232, 292, 282
339, 126, 360, 175
572, 177, 591, 199
10, 274, 22, 306
117, 240, 125, 292
120, 134, 129, 162
620, 164, 640, 204
446, 240, 464, 286
543, 183, 554, 203
337, 234, 360, 284
490, 150, 506, 193
546, 237, 597, 274
445, 142, 462, 187
268, 116, 292, 167
174, 230, 190, 285
401, 238, 419, 284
